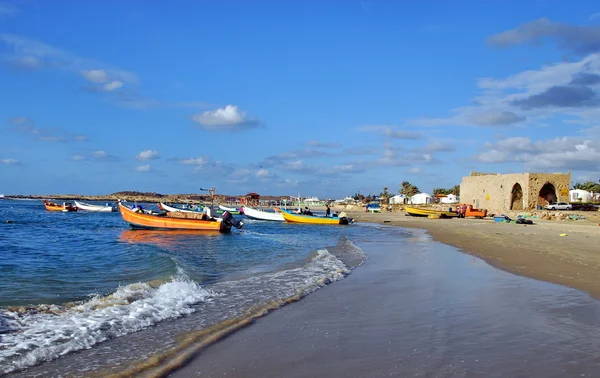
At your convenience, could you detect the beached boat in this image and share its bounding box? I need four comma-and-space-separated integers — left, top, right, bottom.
158, 202, 203, 213
44, 200, 77, 212
242, 206, 285, 221
118, 203, 242, 232
404, 206, 458, 218
74, 200, 116, 212
280, 209, 353, 225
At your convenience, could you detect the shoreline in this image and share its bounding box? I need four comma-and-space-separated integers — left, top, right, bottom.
346, 210, 600, 300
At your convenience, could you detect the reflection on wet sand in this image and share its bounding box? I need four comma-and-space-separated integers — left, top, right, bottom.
118, 229, 222, 246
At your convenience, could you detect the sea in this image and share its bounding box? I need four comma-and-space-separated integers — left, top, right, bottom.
3, 199, 600, 377
0, 199, 369, 376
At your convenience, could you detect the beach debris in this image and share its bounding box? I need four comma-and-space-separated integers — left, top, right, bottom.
5, 220, 12, 224
559, 233, 567, 237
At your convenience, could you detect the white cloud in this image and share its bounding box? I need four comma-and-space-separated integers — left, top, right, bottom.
0, 158, 19, 165
256, 168, 270, 177
409, 167, 421, 174
305, 140, 342, 148
81, 69, 109, 83
178, 157, 207, 166
93, 150, 107, 158
136, 164, 151, 172
70, 155, 86, 162
136, 149, 159, 161
102, 80, 123, 91
192, 105, 259, 131
476, 136, 600, 171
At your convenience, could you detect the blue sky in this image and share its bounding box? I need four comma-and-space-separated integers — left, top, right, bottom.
1, 0, 599, 198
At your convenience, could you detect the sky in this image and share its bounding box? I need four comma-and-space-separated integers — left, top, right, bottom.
1, 0, 600, 198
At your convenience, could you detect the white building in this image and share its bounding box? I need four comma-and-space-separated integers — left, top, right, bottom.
389, 194, 408, 204
570, 189, 593, 203
439, 194, 459, 204
409, 193, 433, 205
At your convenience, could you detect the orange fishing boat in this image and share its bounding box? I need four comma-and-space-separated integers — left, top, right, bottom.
118, 203, 242, 232
44, 200, 78, 212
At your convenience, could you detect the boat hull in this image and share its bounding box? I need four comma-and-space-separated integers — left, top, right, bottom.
74, 200, 116, 212
405, 206, 458, 218
44, 201, 77, 212
158, 203, 203, 213
119, 204, 228, 232
281, 209, 351, 225
242, 206, 285, 221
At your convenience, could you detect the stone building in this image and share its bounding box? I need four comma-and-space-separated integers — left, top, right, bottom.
459, 172, 571, 213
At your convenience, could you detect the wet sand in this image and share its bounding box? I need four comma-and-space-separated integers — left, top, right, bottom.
171, 229, 600, 377
348, 211, 600, 300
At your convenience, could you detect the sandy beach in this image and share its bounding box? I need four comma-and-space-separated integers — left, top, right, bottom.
170, 222, 600, 378
347, 210, 600, 300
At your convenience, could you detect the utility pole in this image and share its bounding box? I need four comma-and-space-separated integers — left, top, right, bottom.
200, 187, 216, 209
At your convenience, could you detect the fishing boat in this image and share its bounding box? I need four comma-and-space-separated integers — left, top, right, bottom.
404, 206, 458, 218
44, 200, 78, 212
118, 203, 242, 232
158, 202, 203, 213
242, 206, 285, 221
280, 209, 353, 225
74, 200, 117, 212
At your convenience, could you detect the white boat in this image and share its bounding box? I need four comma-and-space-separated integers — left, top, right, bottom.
74, 200, 117, 212
219, 205, 239, 212
242, 206, 284, 221
158, 202, 203, 213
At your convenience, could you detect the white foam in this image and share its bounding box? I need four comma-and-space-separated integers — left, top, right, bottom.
0, 270, 213, 374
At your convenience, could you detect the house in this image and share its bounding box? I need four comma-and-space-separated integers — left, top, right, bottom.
409, 193, 433, 205
389, 194, 408, 204
440, 194, 459, 204
570, 189, 593, 202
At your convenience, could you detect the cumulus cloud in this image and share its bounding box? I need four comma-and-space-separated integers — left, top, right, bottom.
136, 149, 159, 161
69, 155, 86, 162
81, 69, 109, 83
136, 164, 151, 172
192, 105, 259, 131
476, 136, 600, 171
0, 158, 19, 165
487, 18, 600, 55
256, 168, 270, 177
409, 167, 421, 174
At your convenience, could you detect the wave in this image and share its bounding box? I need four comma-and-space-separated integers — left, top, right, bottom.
0, 269, 212, 375
0, 240, 367, 376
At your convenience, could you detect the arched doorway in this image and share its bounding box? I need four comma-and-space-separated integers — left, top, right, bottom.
538, 182, 557, 208
510, 183, 523, 210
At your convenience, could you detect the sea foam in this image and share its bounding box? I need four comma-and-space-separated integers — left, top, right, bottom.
0, 270, 212, 374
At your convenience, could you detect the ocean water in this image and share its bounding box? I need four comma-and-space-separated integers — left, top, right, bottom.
0, 199, 373, 375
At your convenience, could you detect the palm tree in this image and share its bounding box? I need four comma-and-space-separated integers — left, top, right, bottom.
451, 185, 460, 196
400, 181, 420, 197
573, 182, 584, 190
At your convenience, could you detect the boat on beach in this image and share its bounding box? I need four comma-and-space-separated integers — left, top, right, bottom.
242, 206, 285, 221
404, 206, 458, 218
118, 203, 242, 232
280, 209, 353, 225
74, 200, 117, 212
43, 200, 77, 212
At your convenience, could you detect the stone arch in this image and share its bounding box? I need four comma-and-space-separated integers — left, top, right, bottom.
510, 183, 524, 210
538, 182, 557, 207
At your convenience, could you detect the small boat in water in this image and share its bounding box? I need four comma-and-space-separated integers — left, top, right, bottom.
280, 209, 353, 225
242, 206, 285, 221
218, 205, 243, 215
44, 200, 78, 212
119, 203, 242, 232
404, 206, 458, 218
74, 200, 117, 212
158, 203, 204, 213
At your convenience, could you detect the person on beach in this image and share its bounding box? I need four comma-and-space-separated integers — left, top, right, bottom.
326, 205, 331, 217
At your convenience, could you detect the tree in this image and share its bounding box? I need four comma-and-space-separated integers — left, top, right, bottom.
400, 181, 420, 197
573, 182, 585, 190
582, 181, 600, 193
380, 187, 390, 204
451, 185, 460, 196
432, 188, 446, 196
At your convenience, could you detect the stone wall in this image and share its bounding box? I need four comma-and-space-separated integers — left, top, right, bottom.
459, 172, 571, 213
